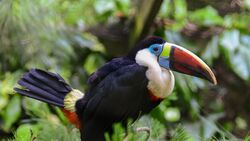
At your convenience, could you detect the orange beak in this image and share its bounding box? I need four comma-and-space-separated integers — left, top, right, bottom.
159, 43, 217, 84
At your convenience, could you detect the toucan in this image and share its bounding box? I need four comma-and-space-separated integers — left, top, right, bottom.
14, 36, 217, 141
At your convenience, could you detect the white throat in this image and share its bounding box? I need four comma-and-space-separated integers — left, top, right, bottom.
135, 49, 175, 98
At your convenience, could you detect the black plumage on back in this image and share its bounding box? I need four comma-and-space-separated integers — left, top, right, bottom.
14, 69, 72, 107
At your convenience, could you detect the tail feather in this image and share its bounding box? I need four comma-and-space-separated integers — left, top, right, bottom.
14, 88, 64, 107
22, 72, 64, 99
29, 69, 71, 93
15, 68, 84, 128
14, 69, 72, 107
17, 79, 61, 101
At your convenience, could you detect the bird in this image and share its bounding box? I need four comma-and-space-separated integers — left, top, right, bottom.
14, 36, 217, 141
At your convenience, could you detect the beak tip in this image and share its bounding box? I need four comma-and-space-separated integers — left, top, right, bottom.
203, 66, 217, 85
208, 71, 217, 85
211, 78, 217, 85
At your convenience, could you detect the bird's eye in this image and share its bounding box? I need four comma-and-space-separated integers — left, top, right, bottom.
149, 44, 162, 55
153, 47, 159, 52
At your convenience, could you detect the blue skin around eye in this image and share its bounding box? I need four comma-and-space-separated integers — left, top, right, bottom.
148, 44, 170, 70
148, 44, 163, 56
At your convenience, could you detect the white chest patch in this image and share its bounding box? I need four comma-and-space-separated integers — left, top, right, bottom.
135, 49, 175, 98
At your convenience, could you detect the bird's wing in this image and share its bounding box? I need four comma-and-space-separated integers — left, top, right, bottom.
87, 57, 134, 88
79, 63, 162, 141
75, 58, 134, 118
83, 63, 159, 122
79, 63, 162, 140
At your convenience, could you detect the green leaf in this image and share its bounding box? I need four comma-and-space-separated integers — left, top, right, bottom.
164, 107, 180, 122
0, 72, 20, 97
159, 0, 172, 17
244, 134, 250, 141
224, 13, 250, 29
220, 30, 240, 51
202, 35, 219, 65
173, 0, 187, 20
36, 120, 80, 141
84, 54, 105, 74
189, 6, 223, 26
243, 0, 250, 10
106, 116, 166, 141
23, 97, 51, 118
133, 116, 166, 141
183, 113, 230, 140
114, 0, 130, 15
235, 117, 247, 130
231, 46, 250, 80
105, 123, 125, 141
174, 74, 192, 101
170, 126, 193, 141
95, 0, 115, 14
2, 96, 21, 131
220, 30, 250, 80
14, 124, 38, 141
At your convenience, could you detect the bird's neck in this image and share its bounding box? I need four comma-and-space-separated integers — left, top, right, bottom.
135, 49, 175, 98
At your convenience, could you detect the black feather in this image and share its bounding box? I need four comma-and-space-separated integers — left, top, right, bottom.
22, 72, 64, 99
126, 36, 165, 59
17, 79, 60, 101
14, 88, 63, 107
14, 68, 72, 107
29, 69, 71, 93
88, 58, 134, 88
77, 63, 160, 141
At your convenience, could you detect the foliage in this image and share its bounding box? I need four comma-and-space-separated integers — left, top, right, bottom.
0, 0, 250, 140
9, 120, 80, 141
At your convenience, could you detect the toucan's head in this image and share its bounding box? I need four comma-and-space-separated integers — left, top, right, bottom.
128, 36, 217, 84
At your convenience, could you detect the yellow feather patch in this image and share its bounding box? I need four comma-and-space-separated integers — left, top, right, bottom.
64, 89, 84, 112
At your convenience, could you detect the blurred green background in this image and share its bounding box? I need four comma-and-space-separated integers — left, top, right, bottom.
0, 0, 250, 140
